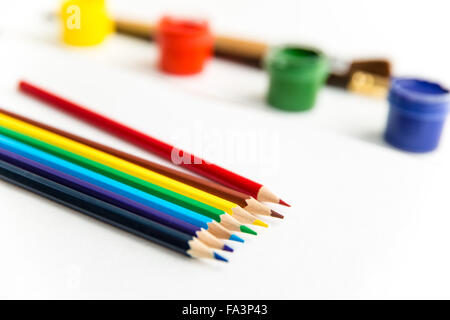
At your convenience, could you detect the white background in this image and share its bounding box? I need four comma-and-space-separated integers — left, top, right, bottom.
0, 0, 449, 299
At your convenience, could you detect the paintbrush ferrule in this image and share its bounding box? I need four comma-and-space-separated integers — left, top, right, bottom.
347, 71, 390, 98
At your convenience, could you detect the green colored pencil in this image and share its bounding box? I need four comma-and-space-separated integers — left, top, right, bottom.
0, 125, 256, 235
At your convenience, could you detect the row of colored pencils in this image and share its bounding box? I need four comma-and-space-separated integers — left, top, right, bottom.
0, 81, 288, 262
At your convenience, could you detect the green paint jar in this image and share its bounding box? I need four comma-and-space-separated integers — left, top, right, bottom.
265, 45, 329, 111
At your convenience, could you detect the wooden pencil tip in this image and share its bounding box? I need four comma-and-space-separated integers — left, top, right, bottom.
270, 210, 284, 219
214, 252, 229, 263
279, 199, 291, 207
253, 219, 269, 228
229, 234, 245, 243
240, 225, 257, 236
223, 244, 234, 253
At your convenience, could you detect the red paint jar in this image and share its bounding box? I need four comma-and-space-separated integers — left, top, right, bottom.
157, 16, 213, 75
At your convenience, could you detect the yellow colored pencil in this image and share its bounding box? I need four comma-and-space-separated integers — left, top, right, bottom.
0, 113, 268, 227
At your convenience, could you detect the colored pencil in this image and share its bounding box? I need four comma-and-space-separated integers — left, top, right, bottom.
0, 132, 243, 243
0, 159, 228, 262
18, 81, 288, 206
0, 124, 257, 236
0, 110, 267, 228
0, 108, 283, 219
0, 146, 232, 252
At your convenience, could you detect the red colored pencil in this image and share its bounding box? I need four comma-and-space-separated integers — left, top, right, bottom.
18, 80, 289, 206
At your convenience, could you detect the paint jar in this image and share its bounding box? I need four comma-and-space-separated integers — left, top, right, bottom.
157, 16, 213, 75
61, 0, 113, 46
384, 78, 450, 152
265, 45, 328, 111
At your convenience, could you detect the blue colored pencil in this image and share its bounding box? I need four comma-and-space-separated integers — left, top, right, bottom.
0, 158, 228, 262
0, 133, 243, 243
0, 146, 233, 252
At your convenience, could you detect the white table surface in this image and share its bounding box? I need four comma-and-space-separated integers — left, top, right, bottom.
0, 0, 449, 299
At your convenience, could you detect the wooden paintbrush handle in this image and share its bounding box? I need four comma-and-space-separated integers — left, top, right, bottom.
115, 18, 157, 40
214, 35, 268, 59
114, 18, 391, 97
115, 18, 268, 60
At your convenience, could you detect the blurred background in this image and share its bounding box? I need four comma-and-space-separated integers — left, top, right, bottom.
1, 0, 449, 83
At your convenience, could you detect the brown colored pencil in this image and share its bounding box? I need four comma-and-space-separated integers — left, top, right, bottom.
0, 108, 283, 219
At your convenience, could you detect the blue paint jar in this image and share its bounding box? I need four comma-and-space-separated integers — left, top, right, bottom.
384, 78, 450, 152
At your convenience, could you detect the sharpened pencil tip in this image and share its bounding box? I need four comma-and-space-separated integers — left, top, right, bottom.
253, 219, 269, 228
270, 210, 284, 219
223, 244, 234, 252
214, 252, 229, 262
240, 225, 257, 235
279, 199, 291, 207
229, 234, 244, 243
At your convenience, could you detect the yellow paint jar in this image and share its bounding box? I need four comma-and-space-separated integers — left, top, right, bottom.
61, 0, 113, 46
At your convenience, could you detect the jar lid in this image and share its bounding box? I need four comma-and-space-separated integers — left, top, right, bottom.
389, 78, 450, 114
265, 45, 327, 73
158, 16, 210, 38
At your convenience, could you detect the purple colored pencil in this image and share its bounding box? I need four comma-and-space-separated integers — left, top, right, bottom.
0, 146, 232, 252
